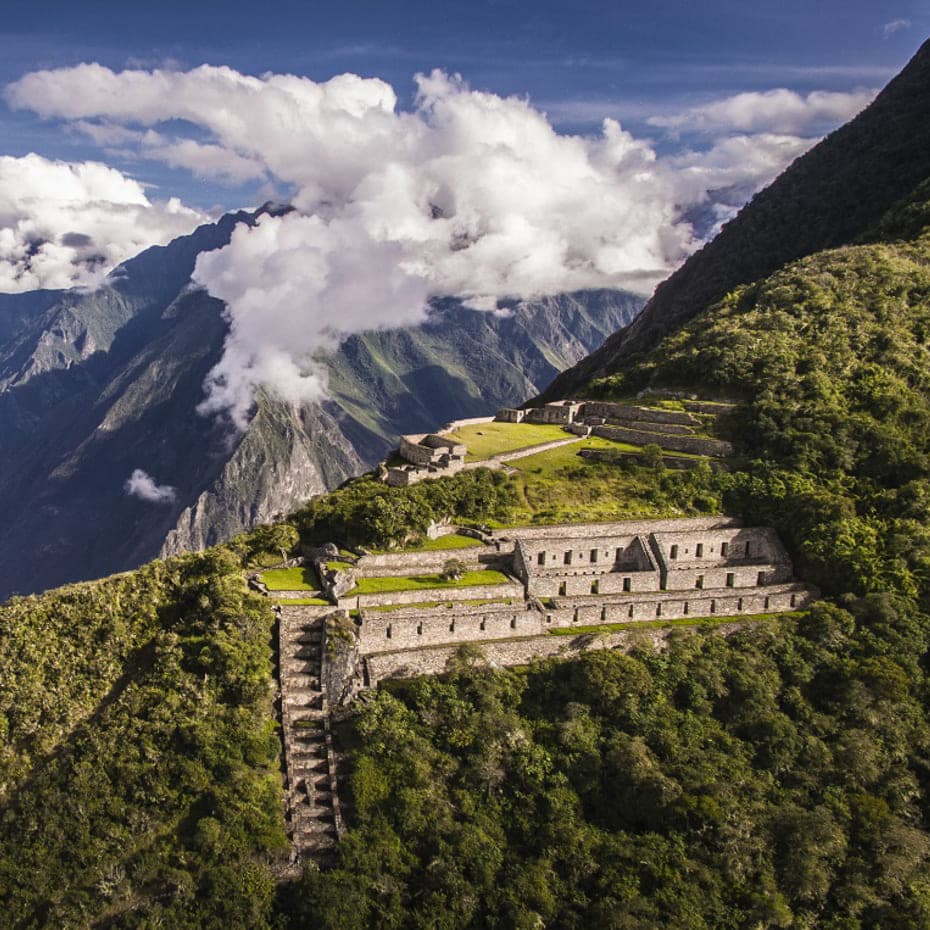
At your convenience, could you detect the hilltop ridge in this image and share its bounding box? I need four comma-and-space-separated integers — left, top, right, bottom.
540, 37, 930, 400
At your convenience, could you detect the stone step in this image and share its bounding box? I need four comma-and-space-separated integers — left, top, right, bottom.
283, 674, 321, 689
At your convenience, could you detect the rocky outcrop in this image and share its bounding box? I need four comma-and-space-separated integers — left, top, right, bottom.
162, 393, 362, 557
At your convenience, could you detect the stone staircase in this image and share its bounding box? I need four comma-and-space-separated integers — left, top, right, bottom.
277, 605, 343, 868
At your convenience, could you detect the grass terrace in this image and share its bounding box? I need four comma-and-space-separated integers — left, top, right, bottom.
272, 597, 331, 606
347, 569, 511, 597
399, 533, 484, 552
370, 533, 483, 554
260, 565, 321, 591
326, 560, 354, 572
367, 597, 515, 612
501, 436, 722, 526
446, 421, 571, 461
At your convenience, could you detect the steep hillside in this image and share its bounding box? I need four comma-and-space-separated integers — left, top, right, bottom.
0, 211, 639, 599
540, 36, 930, 399
0, 546, 288, 928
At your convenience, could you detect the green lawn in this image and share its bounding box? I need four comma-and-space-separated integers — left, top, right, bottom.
501, 437, 722, 526
261, 565, 321, 591
547, 611, 801, 635
273, 597, 332, 606
347, 570, 511, 597
368, 597, 514, 612
326, 560, 354, 572
402, 533, 484, 552
446, 421, 572, 461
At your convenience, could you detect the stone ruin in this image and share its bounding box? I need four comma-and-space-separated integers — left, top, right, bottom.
300, 516, 816, 698
273, 515, 817, 865
383, 432, 468, 486
497, 399, 736, 458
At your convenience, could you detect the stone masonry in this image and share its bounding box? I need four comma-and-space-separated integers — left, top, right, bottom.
271, 516, 816, 867
299, 517, 816, 695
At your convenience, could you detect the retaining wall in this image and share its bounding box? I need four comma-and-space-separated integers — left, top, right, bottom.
364, 620, 765, 686
683, 401, 737, 415
353, 545, 503, 576
581, 402, 699, 426
339, 580, 525, 609
593, 425, 734, 457
352, 582, 814, 655
495, 516, 739, 541
578, 448, 714, 470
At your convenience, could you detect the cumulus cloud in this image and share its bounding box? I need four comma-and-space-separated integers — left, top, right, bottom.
0, 153, 207, 292
648, 88, 876, 136
6, 64, 873, 425
883, 18, 911, 38
124, 469, 177, 504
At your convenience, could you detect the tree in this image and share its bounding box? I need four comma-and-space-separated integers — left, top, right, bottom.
441, 558, 467, 581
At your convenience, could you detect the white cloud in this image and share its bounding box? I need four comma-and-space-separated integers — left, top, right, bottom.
6, 64, 873, 426
883, 18, 911, 38
0, 153, 207, 292
124, 469, 177, 504
648, 88, 876, 136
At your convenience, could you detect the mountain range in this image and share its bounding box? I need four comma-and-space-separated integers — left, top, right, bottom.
0, 216, 639, 599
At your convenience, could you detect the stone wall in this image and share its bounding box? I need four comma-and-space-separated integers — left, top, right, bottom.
578, 448, 719, 471
440, 415, 496, 432
364, 619, 766, 686
592, 425, 734, 457
515, 533, 654, 572
581, 402, 699, 426
530, 569, 659, 598
351, 581, 813, 656
353, 545, 503, 577
497, 516, 740, 541
650, 527, 789, 571
339, 580, 525, 609
683, 401, 736, 415
358, 603, 544, 651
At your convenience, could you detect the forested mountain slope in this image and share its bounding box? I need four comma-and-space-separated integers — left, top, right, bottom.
540, 36, 930, 400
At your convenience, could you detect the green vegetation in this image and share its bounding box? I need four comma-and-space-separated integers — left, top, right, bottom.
347, 569, 510, 597
273, 596, 331, 606
277, 135, 930, 930
589, 211, 930, 599
325, 560, 354, 572
368, 597, 514, 613
504, 436, 721, 525
285, 596, 930, 928
292, 468, 518, 551
260, 564, 321, 590
399, 532, 484, 552
0, 548, 288, 928
446, 421, 570, 461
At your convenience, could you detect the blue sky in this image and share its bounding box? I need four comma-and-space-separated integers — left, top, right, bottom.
0, 0, 924, 208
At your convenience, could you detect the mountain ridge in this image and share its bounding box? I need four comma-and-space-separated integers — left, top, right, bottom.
538, 37, 930, 401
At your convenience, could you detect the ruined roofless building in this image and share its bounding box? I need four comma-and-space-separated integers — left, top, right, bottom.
385, 433, 468, 486
326, 518, 817, 689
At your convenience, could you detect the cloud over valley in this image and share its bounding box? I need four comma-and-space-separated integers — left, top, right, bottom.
3, 64, 876, 424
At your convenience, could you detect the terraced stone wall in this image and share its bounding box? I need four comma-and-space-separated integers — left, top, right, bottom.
581, 402, 699, 426
592, 425, 734, 457
363, 620, 761, 686
339, 580, 525, 609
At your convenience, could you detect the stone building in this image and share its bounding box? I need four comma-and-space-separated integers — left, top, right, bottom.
319, 517, 818, 690
384, 433, 468, 486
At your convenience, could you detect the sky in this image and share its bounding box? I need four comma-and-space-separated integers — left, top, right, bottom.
0, 0, 925, 425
